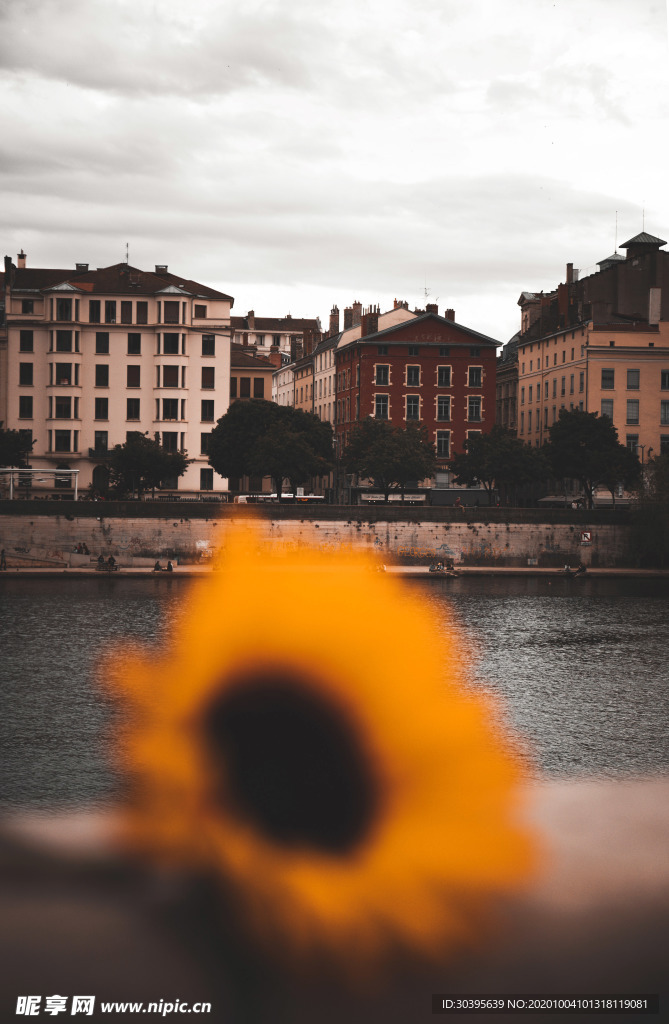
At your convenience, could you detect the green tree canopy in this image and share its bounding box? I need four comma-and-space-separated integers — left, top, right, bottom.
450, 426, 546, 504
343, 419, 437, 502
108, 432, 191, 497
629, 452, 669, 567
546, 409, 639, 508
0, 427, 35, 467
207, 401, 334, 498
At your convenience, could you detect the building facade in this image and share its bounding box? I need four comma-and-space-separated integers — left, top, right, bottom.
516, 232, 669, 460
231, 312, 320, 362
1, 254, 233, 496
334, 307, 499, 490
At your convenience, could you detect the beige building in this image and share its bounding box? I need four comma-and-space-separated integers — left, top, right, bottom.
231, 311, 320, 362
1, 254, 233, 497
517, 232, 669, 462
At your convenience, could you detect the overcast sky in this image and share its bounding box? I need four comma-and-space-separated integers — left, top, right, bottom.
1, 0, 668, 342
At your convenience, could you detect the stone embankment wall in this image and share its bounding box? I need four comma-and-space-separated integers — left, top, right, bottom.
0, 502, 631, 567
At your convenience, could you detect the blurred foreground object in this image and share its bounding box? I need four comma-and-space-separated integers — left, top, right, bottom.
106, 526, 533, 971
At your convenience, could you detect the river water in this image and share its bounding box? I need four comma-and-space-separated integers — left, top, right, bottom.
1, 576, 668, 808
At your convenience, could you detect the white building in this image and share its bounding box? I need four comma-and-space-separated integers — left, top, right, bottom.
1, 253, 233, 497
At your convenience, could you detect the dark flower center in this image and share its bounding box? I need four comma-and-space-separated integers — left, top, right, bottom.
203, 671, 378, 854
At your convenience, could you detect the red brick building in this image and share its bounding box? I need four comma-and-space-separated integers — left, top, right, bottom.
334, 308, 499, 475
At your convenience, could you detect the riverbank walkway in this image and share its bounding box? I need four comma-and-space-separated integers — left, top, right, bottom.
1, 565, 667, 579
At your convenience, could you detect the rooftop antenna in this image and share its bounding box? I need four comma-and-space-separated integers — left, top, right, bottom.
125, 242, 129, 265
615, 210, 618, 252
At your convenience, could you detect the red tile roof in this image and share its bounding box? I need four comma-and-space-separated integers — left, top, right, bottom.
5, 261, 233, 301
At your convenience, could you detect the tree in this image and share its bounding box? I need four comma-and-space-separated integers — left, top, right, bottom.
451, 426, 545, 505
108, 433, 191, 498
546, 409, 639, 509
629, 452, 669, 567
207, 401, 334, 499
343, 419, 437, 502
0, 427, 34, 467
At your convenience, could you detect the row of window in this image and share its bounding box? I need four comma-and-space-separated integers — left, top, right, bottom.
18, 363, 218, 390
520, 397, 669, 431
230, 377, 265, 399
18, 330, 217, 356
40, 298, 210, 325
371, 345, 481, 357
370, 395, 482, 422
18, 397, 218, 423
601, 368, 669, 390
335, 365, 484, 390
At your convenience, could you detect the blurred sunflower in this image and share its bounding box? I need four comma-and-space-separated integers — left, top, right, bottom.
107, 526, 533, 970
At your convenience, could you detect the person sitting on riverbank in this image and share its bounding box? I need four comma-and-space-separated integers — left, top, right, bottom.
107, 556, 116, 569
153, 560, 163, 572
166, 561, 174, 572
97, 555, 105, 569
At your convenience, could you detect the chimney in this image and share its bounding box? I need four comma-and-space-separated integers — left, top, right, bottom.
75, 263, 89, 272
352, 300, 362, 327
17, 250, 26, 269
329, 305, 340, 336
649, 288, 661, 325
247, 310, 255, 330
302, 327, 321, 356
361, 311, 379, 337
445, 308, 455, 321
343, 306, 354, 329
242, 332, 249, 347
155, 264, 168, 274
426, 303, 438, 315
268, 345, 282, 369
566, 263, 574, 285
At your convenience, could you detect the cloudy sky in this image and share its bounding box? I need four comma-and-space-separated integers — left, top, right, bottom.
1, 0, 667, 342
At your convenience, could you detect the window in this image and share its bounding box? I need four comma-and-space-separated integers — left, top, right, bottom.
136, 302, 148, 325
162, 431, 178, 452
93, 431, 108, 452
408, 345, 419, 356
104, 300, 116, 324
375, 365, 389, 385
56, 330, 72, 352
163, 398, 178, 420
94, 397, 108, 419
601, 399, 614, 420
627, 369, 640, 390
661, 401, 669, 426
439, 346, 450, 357
20, 330, 33, 351
95, 332, 109, 354
127, 398, 140, 420
601, 368, 615, 389
468, 396, 482, 421
545, 381, 549, 399
89, 300, 101, 323
561, 376, 566, 396
200, 432, 211, 455
520, 411, 524, 433
162, 365, 179, 388
54, 363, 71, 385
201, 400, 214, 422
406, 395, 420, 420
375, 395, 389, 419
437, 395, 451, 421
552, 379, 557, 398
528, 410, 532, 432
163, 333, 179, 354
377, 345, 388, 355
528, 385, 533, 403
436, 430, 450, 457
127, 333, 141, 354
127, 365, 141, 388
626, 434, 639, 453
54, 430, 71, 452
202, 334, 215, 356
164, 301, 180, 324
470, 347, 480, 357
230, 377, 237, 398
661, 435, 669, 455
194, 304, 207, 318
95, 364, 109, 387
19, 363, 33, 386
626, 400, 639, 424
437, 366, 451, 387
406, 365, 420, 386
56, 298, 72, 321
570, 374, 574, 394
121, 301, 133, 324
202, 367, 215, 389
22, 299, 34, 314
253, 378, 265, 398
660, 370, 669, 390
200, 467, 214, 491
520, 387, 525, 405
468, 366, 482, 387
240, 377, 251, 398
19, 395, 33, 418
579, 372, 584, 393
